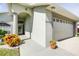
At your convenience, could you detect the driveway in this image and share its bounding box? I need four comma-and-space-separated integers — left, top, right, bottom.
57, 37, 79, 56
20, 39, 74, 56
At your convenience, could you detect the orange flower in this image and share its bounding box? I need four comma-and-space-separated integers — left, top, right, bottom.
3, 34, 21, 47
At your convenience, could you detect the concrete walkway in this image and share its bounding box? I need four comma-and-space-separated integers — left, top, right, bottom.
20, 39, 74, 56
57, 37, 79, 56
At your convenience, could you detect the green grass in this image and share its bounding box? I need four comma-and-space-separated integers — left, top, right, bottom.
0, 42, 5, 45
0, 48, 20, 56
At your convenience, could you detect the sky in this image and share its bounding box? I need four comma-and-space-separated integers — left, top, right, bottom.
0, 3, 79, 17
0, 3, 8, 13
58, 3, 79, 17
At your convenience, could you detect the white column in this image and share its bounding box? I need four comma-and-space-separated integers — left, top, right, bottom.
12, 13, 18, 34
75, 23, 77, 36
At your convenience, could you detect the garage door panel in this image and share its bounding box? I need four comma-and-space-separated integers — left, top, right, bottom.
53, 21, 73, 41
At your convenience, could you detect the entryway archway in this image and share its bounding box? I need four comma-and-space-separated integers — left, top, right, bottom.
18, 12, 30, 35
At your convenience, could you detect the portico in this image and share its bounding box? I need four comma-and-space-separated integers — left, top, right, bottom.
11, 4, 33, 39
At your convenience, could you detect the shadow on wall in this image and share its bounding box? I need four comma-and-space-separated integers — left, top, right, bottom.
24, 14, 33, 39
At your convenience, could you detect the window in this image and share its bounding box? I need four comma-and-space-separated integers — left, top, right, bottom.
56, 19, 59, 22
62, 20, 65, 23
18, 21, 25, 35
53, 19, 55, 21
64, 20, 66, 23
68, 21, 70, 24
70, 21, 73, 24
65, 20, 67, 24
60, 19, 62, 23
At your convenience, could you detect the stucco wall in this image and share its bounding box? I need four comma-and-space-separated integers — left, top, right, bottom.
25, 14, 33, 38
31, 7, 46, 47
32, 6, 74, 47
12, 4, 26, 14
12, 4, 33, 38
46, 11, 54, 47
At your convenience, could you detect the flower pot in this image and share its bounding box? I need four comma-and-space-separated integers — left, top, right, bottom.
50, 40, 57, 49
50, 44, 57, 49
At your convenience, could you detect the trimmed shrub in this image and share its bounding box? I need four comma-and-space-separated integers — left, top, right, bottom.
3, 34, 21, 47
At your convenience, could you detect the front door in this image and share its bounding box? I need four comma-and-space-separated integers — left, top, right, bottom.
18, 23, 24, 35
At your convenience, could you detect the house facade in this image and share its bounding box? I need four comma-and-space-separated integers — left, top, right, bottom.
0, 3, 79, 47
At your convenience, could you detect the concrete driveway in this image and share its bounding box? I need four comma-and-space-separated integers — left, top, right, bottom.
57, 37, 79, 56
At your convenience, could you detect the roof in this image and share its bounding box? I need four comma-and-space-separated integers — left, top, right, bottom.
0, 22, 10, 26
19, 3, 79, 21
46, 3, 79, 21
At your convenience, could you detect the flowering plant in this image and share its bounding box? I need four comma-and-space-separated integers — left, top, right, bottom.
50, 40, 57, 49
3, 34, 21, 47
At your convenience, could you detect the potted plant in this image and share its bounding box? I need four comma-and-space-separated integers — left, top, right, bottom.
50, 39, 57, 49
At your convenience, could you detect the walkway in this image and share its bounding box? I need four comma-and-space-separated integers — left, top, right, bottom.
20, 39, 74, 56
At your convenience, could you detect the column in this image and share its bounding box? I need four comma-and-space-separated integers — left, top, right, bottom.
12, 12, 18, 34
75, 23, 77, 36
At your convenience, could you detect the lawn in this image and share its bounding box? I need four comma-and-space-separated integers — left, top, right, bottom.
0, 48, 20, 56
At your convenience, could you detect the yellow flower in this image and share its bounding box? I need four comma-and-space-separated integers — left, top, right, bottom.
3, 34, 21, 47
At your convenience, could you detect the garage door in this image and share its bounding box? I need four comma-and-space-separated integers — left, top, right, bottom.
53, 18, 74, 41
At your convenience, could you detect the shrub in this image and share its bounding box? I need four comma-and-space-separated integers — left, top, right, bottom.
0, 29, 7, 35
0, 29, 7, 41
3, 34, 21, 47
